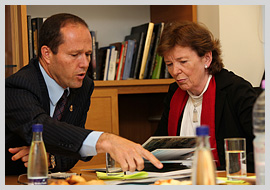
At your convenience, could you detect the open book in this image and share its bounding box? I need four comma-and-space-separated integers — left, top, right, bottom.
140, 136, 197, 176
142, 136, 197, 163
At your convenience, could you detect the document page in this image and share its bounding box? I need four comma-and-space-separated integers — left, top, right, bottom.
142, 136, 196, 161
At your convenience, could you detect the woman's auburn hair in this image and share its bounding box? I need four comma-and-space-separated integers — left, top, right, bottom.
157, 21, 224, 75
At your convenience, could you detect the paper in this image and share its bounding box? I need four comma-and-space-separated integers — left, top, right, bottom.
142, 136, 196, 152
142, 136, 196, 163
104, 172, 191, 185
217, 177, 246, 184
81, 168, 107, 172
146, 168, 192, 177
96, 171, 148, 180
151, 148, 195, 160
81, 167, 122, 173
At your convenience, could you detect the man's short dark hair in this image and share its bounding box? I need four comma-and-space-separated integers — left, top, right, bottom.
38, 13, 89, 58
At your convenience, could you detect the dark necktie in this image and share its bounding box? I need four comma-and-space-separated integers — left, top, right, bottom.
53, 89, 68, 121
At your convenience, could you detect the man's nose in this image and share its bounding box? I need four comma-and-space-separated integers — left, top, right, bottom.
80, 54, 90, 68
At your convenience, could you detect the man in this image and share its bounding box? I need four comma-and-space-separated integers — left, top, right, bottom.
5, 13, 162, 175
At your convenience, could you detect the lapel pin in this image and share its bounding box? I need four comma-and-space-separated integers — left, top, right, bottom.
69, 105, 73, 112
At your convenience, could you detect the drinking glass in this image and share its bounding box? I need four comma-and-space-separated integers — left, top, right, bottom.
105, 153, 123, 176
224, 138, 247, 180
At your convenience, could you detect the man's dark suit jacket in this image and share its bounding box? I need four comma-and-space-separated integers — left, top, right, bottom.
5, 58, 94, 175
154, 69, 257, 173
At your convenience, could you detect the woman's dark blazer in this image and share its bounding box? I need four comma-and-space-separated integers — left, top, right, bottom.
5, 58, 94, 175
155, 69, 257, 173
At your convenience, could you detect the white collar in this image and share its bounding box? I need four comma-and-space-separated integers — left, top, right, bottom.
187, 75, 212, 99
39, 62, 69, 106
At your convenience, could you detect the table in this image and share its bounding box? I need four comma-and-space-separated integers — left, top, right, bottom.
5, 165, 102, 185
5, 164, 255, 185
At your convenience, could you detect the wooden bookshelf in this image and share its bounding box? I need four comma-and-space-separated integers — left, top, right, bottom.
5, 5, 28, 78
150, 5, 197, 23
94, 78, 175, 94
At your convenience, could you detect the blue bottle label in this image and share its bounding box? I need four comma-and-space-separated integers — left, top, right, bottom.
28, 178, 48, 185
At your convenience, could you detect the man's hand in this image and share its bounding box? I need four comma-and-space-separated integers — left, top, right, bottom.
9, 146, 30, 167
96, 133, 163, 172
9, 146, 51, 168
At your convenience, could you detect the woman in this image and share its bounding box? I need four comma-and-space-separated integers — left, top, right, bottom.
154, 21, 257, 172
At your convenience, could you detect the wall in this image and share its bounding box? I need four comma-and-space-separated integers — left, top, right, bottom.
197, 5, 220, 39
198, 5, 264, 87
27, 5, 151, 47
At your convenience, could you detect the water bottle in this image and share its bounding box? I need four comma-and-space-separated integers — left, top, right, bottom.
252, 80, 265, 185
27, 124, 48, 185
191, 125, 216, 185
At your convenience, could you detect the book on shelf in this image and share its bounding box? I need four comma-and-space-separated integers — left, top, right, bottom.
151, 54, 163, 79
130, 22, 154, 79
143, 31, 156, 79
122, 39, 135, 80
103, 46, 117, 81
148, 22, 165, 79
107, 47, 118, 81
96, 46, 110, 80
89, 31, 98, 80
164, 65, 172, 79
93, 41, 99, 78
119, 41, 128, 80
159, 58, 166, 79
124, 32, 145, 79
87, 41, 99, 79
27, 15, 33, 61
115, 43, 125, 80
31, 17, 46, 58
133, 32, 145, 79
103, 46, 113, 81
109, 42, 122, 80
88, 22, 167, 81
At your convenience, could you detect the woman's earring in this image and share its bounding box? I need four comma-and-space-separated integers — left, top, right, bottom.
205, 65, 208, 69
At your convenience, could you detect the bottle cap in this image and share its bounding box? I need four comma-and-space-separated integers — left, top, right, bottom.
196, 125, 209, 136
32, 124, 43, 132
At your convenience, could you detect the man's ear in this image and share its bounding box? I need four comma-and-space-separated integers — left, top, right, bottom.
204, 51, 212, 67
40, 45, 52, 64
